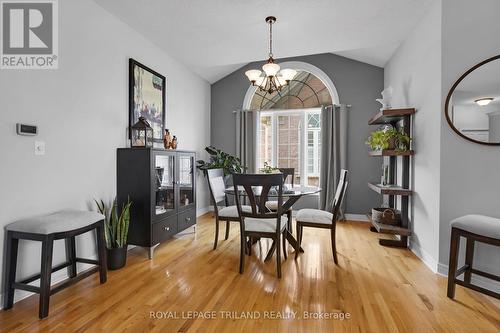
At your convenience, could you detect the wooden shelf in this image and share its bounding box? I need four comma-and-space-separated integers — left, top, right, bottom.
367, 214, 411, 236
368, 108, 416, 125
368, 182, 412, 196
368, 150, 414, 157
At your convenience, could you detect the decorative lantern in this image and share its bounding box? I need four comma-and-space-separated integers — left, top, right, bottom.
131, 116, 153, 148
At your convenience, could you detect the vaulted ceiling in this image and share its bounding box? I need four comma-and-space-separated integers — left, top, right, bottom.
94, 0, 436, 83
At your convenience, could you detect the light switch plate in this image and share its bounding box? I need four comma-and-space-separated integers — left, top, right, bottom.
35, 141, 45, 155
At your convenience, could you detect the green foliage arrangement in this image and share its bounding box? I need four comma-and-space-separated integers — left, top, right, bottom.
260, 161, 279, 174
196, 146, 246, 176
95, 198, 132, 249
366, 127, 411, 152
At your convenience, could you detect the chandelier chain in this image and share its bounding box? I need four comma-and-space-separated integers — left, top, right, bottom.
269, 19, 273, 58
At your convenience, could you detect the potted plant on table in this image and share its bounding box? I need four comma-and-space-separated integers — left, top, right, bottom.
260, 161, 280, 174
95, 198, 132, 270
366, 126, 411, 152
196, 146, 246, 184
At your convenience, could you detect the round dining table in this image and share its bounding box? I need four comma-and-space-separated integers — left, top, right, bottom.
225, 185, 321, 260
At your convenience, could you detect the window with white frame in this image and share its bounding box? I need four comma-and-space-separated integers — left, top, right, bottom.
257, 108, 322, 187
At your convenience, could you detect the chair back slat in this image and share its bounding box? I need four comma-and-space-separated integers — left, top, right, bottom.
232, 174, 283, 233
331, 169, 349, 222
206, 169, 226, 206
330, 169, 348, 211
278, 168, 295, 187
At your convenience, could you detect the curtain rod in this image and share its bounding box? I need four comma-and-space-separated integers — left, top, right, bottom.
232, 104, 351, 113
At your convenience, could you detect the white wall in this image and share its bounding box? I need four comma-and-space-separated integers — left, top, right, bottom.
0, 0, 211, 304
384, 1, 442, 271
439, 0, 500, 287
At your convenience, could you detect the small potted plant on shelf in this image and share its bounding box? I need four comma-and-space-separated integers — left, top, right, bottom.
196, 146, 247, 184
95, 198, 132, 270
366, 126, 411, 152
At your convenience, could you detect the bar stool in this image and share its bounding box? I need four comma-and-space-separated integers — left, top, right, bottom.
447, 214, 500, 300
3, 210, 107, 319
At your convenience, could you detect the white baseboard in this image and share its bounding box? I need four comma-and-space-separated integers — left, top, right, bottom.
409, 242, 439, 273
437, 263, 500, 293
344, 213, 369, 222
196, 206, 211, 217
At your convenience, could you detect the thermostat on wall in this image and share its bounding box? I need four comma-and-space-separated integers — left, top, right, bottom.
16, 123, 38, 136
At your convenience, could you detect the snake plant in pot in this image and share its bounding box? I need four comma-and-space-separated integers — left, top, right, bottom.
95, 198, 132, 270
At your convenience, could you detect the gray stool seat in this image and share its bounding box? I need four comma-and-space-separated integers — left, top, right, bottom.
447, 214, 500, 300
450, 214, 500, 239
3, 210, 107, 319
6, 210, 105, 234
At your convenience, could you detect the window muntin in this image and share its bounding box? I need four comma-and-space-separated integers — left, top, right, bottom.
257, 108, 321, 187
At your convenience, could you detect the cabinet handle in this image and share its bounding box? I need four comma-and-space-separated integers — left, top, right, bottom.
164, 226, 170, 231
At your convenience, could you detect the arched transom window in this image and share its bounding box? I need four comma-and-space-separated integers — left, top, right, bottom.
249, 70, 333, 110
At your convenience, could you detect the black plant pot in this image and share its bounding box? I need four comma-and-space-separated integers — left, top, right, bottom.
106, 246, 127, 270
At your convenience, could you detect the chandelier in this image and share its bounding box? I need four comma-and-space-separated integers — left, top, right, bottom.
245, 16, 297, 94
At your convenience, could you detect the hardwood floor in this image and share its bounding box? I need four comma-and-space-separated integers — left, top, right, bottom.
1, 213, 499, 332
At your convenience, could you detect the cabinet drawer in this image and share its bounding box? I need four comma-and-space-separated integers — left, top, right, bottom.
152, 215, 177, 244
178, 209, 196, 231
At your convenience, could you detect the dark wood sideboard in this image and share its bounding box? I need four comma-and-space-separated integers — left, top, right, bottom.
117, 148, 196, 259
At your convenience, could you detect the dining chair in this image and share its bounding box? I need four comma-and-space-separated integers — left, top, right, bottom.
295, 169, 348, 264
233, 173, 288, 278
206, 168, 251, 250
265, 168, 294, 229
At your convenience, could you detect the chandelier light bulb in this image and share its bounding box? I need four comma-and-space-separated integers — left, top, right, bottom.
262, 62, 280, 77
276, 76, 287, 87
245, 69, 262, 83
280, 68, 297, 82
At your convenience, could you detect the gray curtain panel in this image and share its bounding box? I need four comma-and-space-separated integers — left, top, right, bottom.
320, 104, 348, 214
235, 109, 258, 173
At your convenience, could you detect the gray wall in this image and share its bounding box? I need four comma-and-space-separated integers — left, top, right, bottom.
439, 0, 500, 283
384, 2, 442, 269
211, 53, 384, 214
0, 0, 211, 306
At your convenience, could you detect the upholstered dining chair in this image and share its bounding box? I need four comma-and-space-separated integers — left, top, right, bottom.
295, 169, 348, 264
233, 173, 288, 278
265, 168, 294, 228
206, 168, 251, 250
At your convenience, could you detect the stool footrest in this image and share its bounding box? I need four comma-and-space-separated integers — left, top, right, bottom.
470, 268, 500, 283
20, 261, 72, 285
13, 282, 40, 293
75, 257, 99, 265
455, 264, 470, 277
50, 267, 100, 295
455, 279, 500, 299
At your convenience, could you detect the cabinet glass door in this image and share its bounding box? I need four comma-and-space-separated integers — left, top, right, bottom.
154, 154, 175, 216
178, 155, 194, 209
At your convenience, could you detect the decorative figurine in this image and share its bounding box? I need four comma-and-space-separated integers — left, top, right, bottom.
376, 86, 393, 111
163, 129, 172, 149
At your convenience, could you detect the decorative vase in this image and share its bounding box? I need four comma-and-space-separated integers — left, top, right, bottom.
163, 129, 172, 149
171, 136, 178, 149
106, 246, 127, 270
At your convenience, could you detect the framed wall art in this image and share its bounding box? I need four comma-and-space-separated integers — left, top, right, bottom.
129, 58, 166, 146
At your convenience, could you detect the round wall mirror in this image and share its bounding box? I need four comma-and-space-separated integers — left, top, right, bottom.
445, 55, 500, 145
